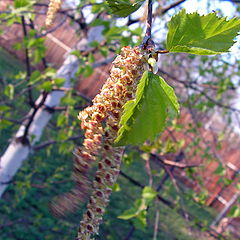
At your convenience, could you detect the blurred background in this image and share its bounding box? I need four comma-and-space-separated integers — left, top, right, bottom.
0, 0, 239, 239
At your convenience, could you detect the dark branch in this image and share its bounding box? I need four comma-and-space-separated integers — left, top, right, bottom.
119, 171, 174, 207
33, 135, 82, 151
141, 0, 155, 50
18, 92, 49, 145
150, 153, 200, 169
159, 0, 186, 15
21, 16, 35, 108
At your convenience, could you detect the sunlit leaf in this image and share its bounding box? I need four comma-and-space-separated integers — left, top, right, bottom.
115, 71, 179, 146
167, 9, 240, 55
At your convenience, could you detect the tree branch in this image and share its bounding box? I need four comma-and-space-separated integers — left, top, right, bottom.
33, 135, 83, 151
156, 0, 186, 15
150, 153, 200, 169
141, 0, 155, 50
21, 16, 35, 108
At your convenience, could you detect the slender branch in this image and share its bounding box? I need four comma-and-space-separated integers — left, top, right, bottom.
119, 171, 174, 207
153, 210, 160, 240
156, 50, 169, 54
120, 171, 144, 188
37, 15, 68, 38
33, 135, 82, 151
20, 92, 49, 145
156, 151, 185, 192
141, 0, 155, 50
120, 170, 227, 240
156, 0, 186, 15
28, 19, 48, 68
124, 226, 135, 240
158, 68, 240, 114
146, 0, 153, 39
0, 117, 23, 125
21, 16, 35, 108
48, 105, 85, 111
151, 153, 200, 169
0, 218, 32, 230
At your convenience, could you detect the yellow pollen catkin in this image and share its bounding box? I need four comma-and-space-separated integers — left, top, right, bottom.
51, 47, 146, 240
45, 0, 62, 27
76, 46, 146, 240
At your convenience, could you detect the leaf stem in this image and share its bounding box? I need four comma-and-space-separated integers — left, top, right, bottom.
156, 50, 169, 54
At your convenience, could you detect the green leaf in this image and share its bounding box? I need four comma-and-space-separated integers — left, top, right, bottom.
54, 78, 65, 87
214, 165, 225, 176
4, 84, 14, 99
166, 9, 240, 55
107, 0, 144, 17
83, 65, 94, 78
118, 199, 145, 220
88, 53, 95, 64
134, 210, 147, 230
57, 113, 67, 127
115, 71, 179, 146
142, 186, 157, 202
111, 183, 121, 192
0, 105, 11, 112
39, 81, 52, 92
228, 205, 240, 218
29, 70, 42, 84
14, 0, 30, 8
0, 119, 12, 128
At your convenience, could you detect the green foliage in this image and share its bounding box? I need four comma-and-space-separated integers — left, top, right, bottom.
107, 0, 144, 17
166, 9, 240, 55
4, 84, 14, 99
115, 71, 179, 146
214, 164, 225, 176
14, 0, 31, 8
0, 47, 24, 79
228, 205, 240, 218
118, 186, 157, 229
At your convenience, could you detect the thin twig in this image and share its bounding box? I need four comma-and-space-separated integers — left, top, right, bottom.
21, 16, 35, 108
20, 92, 49, 145
153, 210, 160, 240
141, 0, 155, 50
37, 15, 68, 38
120, 169, 227, 240
124, 226, 135, 240
151, 153, 200, 168
156, 0, 186, 15
33, 135, 82, 151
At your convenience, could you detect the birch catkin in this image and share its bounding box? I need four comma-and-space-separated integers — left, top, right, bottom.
76, 46, 145, 239
46, 0, 62, 27
51, 46, 146, 238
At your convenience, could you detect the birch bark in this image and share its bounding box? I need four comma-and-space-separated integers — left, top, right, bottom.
0, 26, 104, 197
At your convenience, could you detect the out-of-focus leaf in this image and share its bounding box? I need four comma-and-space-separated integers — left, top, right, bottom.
4, 84, 14, 99
107, 0, 144, 17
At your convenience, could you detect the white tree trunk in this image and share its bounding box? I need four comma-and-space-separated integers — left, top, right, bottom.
0, 54, 78, 197
0, 26, 104, 197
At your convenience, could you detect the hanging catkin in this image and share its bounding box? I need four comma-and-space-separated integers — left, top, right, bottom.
46, 0, 62, 27
51, 46, 146, 238
76, 46, 146, 239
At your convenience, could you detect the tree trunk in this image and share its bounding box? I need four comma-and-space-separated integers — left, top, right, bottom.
0, 26, 104, 197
